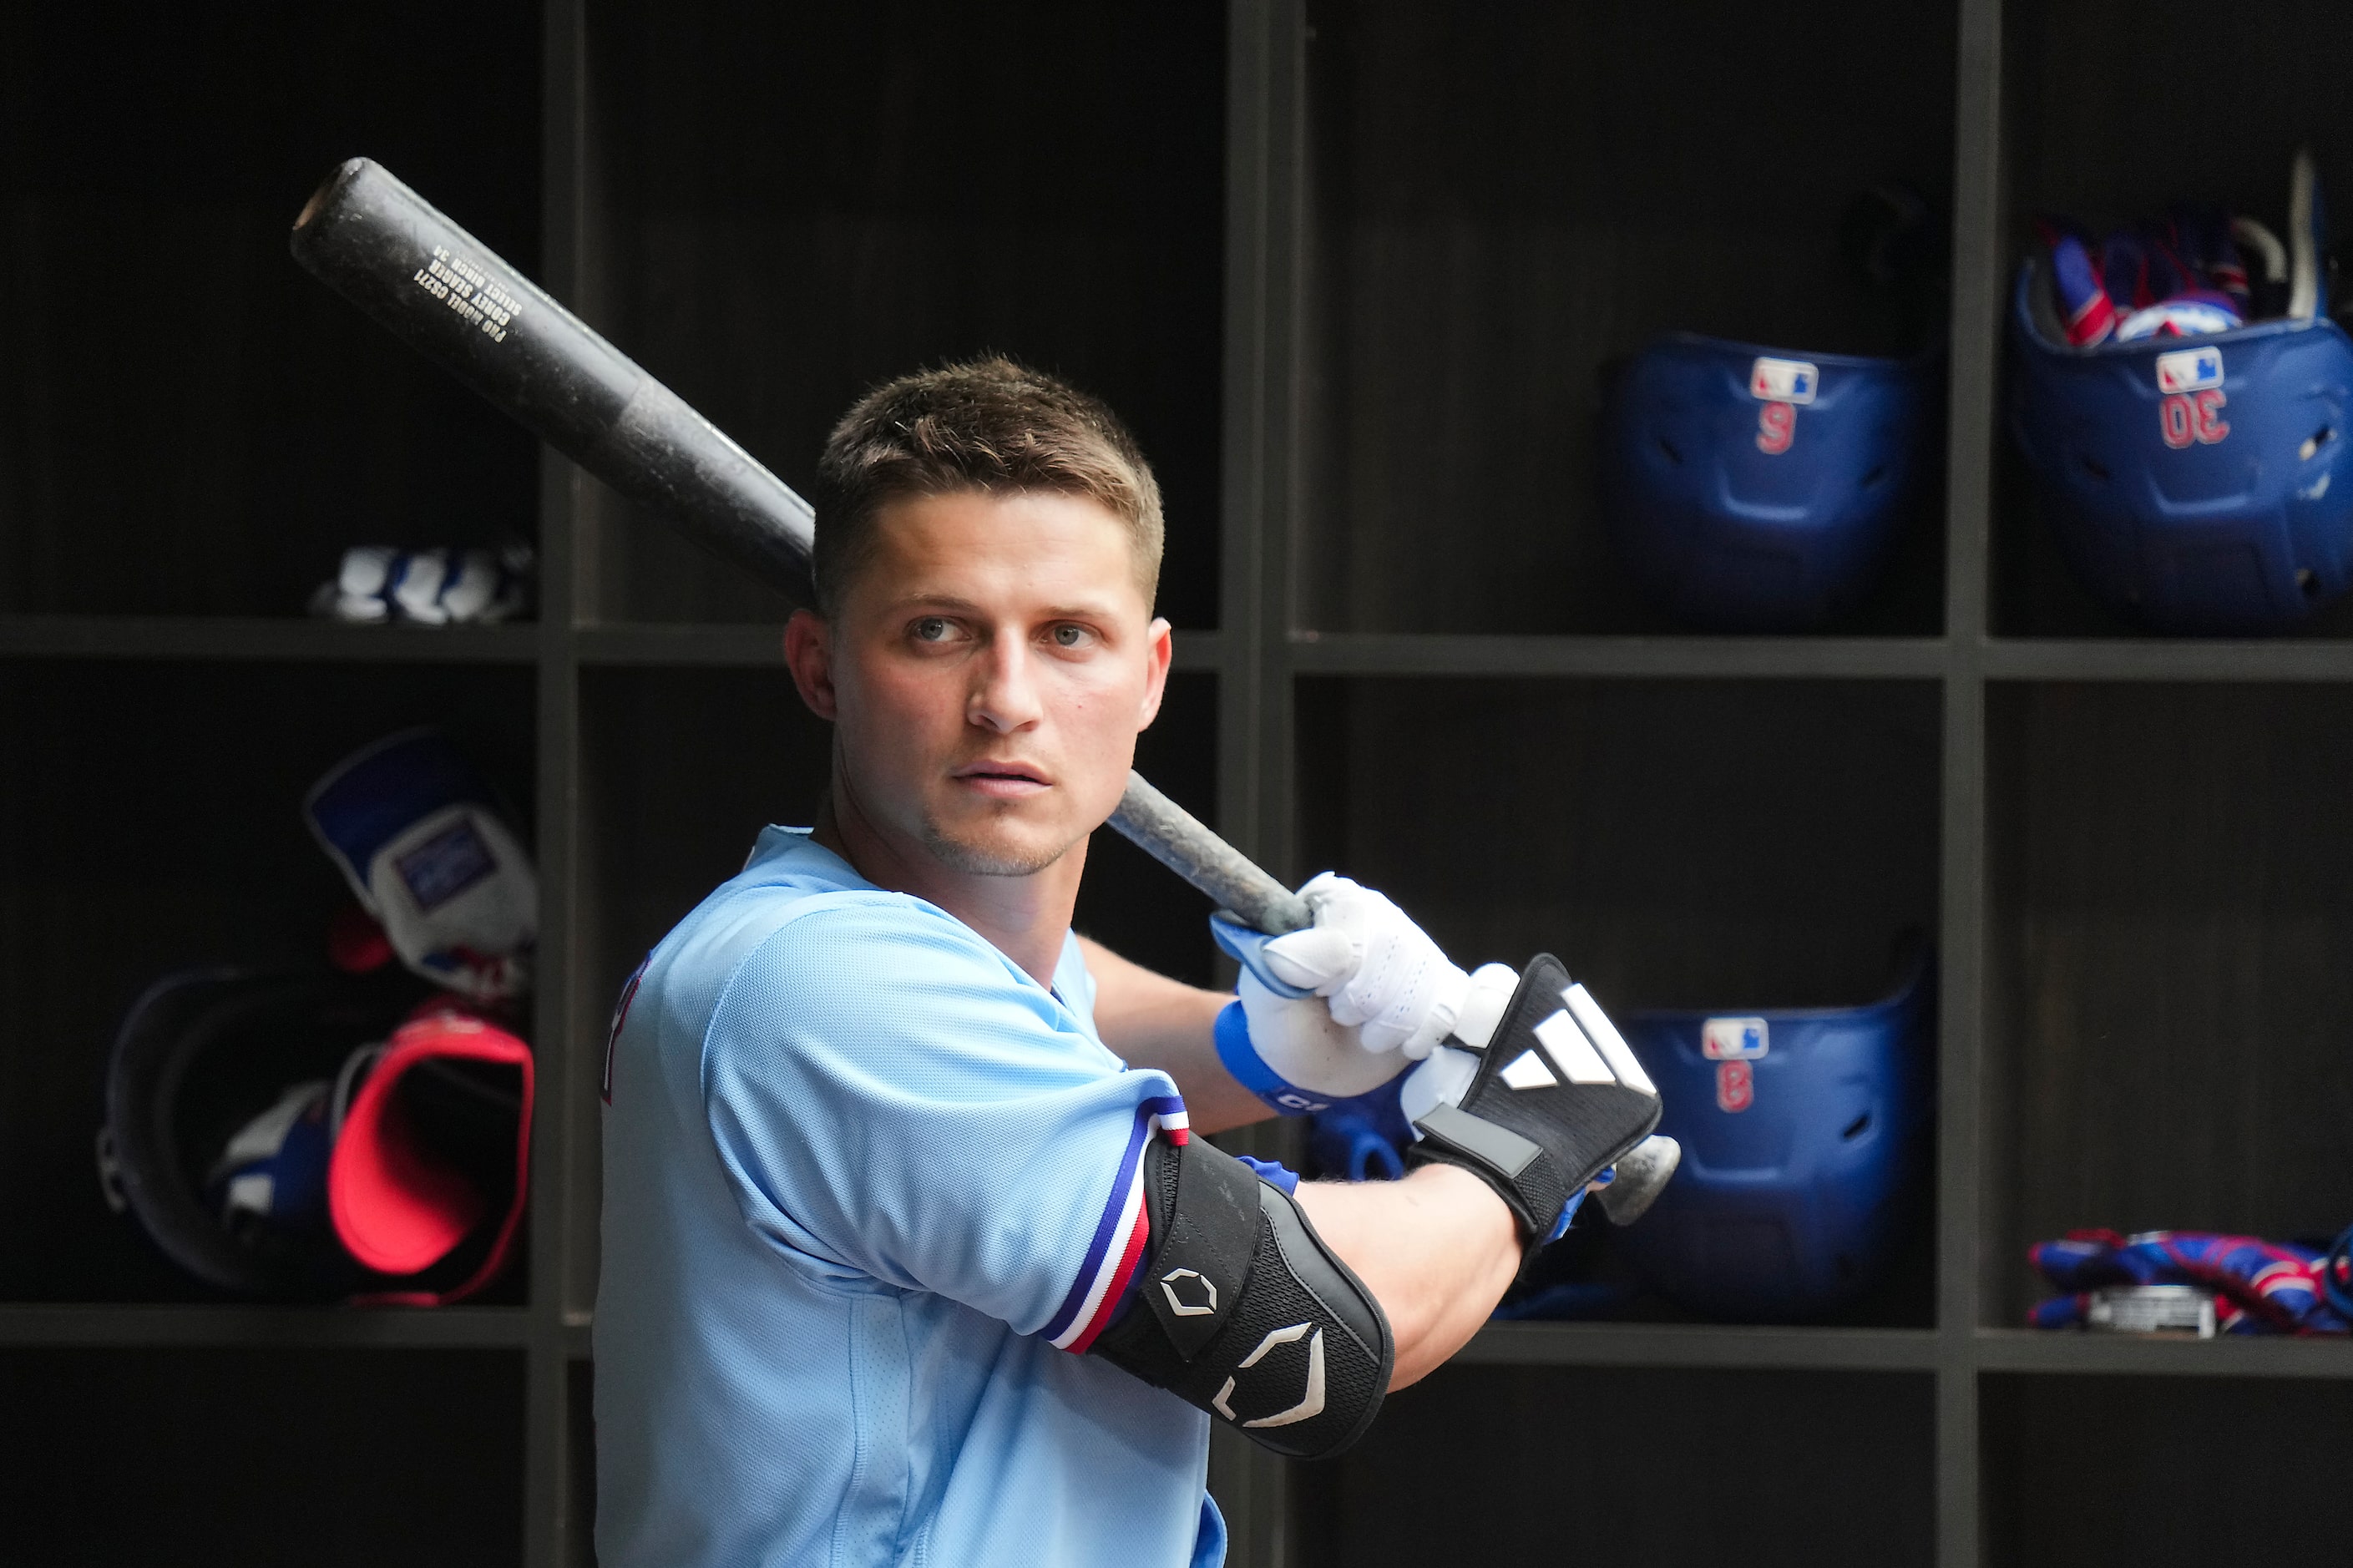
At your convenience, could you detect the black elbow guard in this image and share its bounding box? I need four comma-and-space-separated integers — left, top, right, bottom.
1089, 1135, 1393, 1459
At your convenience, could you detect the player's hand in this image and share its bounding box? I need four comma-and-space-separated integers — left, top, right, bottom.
1221, 873, 1479, 1059
1211, 969, 1405, 1116
1212, 895, 1521, 1128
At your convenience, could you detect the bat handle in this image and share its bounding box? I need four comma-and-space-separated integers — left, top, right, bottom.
1108, 771, 1311, 935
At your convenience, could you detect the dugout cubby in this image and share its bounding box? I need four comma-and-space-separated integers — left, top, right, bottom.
1981, 1373, 2353, 1567
0, 659, 535, 1304
1990, 0, 2353, 638
17, 3, 2353, 1564
1983, 681, 2353, 1324
1298, 1364, 1937, 1567
1294, 678, 1942, 1014
1290, 0, 1956, 638
1294, 675, 1942, 1327
569, 0, 1227, 630
0, 8, 542, 620
0, 1346, 524, 1567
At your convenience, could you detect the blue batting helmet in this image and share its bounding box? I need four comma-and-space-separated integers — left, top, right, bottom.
1612, 942, 1935, 1322
2009, 151, 2353, 633
1602, 338, 1934, 630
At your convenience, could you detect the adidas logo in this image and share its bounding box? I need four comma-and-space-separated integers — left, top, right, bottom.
1498, 984, 1657, 1097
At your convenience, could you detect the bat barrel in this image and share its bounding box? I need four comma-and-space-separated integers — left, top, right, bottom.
291, 159, 1311, 936
290, 157, 816, 604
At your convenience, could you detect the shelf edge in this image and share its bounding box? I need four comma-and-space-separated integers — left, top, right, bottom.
0, 616, 540, 665
1973, 1328, 2353, 1378
1285, 633, 1950, 680
1455, 1321, 1942, 1371
0, 1304, 534, 1349
1982, 638, 2353, 682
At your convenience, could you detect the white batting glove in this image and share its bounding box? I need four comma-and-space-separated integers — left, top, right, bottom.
1254, 873, 1470, 1059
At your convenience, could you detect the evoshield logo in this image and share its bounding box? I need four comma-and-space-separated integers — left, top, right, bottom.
1211, 1322, 1327, 1429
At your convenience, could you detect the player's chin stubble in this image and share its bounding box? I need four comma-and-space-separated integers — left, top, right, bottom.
920, 810, 1081, 878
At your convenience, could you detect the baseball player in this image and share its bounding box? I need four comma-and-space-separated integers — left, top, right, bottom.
596, 359, 1643, 1566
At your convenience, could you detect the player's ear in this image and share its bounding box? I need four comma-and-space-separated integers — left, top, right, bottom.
783, 609, 838, 721
1136, 616, 1173, 730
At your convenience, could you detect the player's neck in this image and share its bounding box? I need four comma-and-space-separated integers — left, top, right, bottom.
813, 788, 1083, 989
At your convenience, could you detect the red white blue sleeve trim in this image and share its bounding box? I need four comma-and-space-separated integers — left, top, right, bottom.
1044, 1095, 1188, 1353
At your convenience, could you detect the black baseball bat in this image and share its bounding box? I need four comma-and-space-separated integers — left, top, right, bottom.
289, 156, 1308, 935
290, 156, 1680, 1222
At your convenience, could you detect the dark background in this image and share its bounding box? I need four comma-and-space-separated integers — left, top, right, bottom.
6, 1, 2352, 1565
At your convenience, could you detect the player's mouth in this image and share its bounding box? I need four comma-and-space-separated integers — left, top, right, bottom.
950, 759, 1054, 800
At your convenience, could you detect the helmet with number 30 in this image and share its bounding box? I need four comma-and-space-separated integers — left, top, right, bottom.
2009, 152, 2353, 633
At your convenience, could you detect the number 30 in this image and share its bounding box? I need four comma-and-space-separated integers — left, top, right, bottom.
2160, 389, 2229, 449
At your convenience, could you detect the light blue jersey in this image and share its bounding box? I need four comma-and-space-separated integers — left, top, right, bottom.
595, 827, 1222, 1568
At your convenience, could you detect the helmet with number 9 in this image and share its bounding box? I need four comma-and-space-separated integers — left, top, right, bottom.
1602, 338, 1934, 630
2008, 152, 2353, 633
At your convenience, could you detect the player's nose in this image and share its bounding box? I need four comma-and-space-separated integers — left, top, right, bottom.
966, 636, 1045, 733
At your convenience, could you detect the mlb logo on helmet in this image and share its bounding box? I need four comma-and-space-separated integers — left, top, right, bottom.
1749, 357, 1818, 455
1700, 1016, 1769, 1060
1749, 357, 1820, 404
2154, 346, 2224, 394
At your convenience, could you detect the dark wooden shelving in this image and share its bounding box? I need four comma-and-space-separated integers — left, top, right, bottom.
11, 0, 2353, 1564
1981, 638, 2353, 682
0, 1304, 534, 1349
1974, 1328, 2353, 1380
1460, 1321, 1943, 1373
0, 615, 539, 664
1286, 630, 1949, 679
1457, 1322, 2353, 1381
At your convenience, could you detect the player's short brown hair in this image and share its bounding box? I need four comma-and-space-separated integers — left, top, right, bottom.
812, 357, 1164, 614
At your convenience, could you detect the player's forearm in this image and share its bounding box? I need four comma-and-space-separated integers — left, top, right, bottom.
1293, 1162, 1520, 1388
1075, 936, 1273, 1134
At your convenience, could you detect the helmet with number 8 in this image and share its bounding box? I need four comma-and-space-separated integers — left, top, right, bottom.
2009, 151, 2353, 633
1612, 941, 1934, 1323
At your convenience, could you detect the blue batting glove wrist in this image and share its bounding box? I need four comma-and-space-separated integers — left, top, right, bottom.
1213, 999, 1333, 1115
1209, 914, 1316, 1000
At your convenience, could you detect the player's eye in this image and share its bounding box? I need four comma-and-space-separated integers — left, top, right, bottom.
910, 616, 954, 643
1047, 623, 1093, 650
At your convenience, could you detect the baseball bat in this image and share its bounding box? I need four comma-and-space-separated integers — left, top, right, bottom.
289, 157, 1676, 1217
288, 156, 1308, 937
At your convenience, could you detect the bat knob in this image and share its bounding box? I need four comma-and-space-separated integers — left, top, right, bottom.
1594, 1136, 1681, 1227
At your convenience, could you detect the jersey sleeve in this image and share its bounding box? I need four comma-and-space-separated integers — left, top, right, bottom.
701, 898, 1187, 1350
